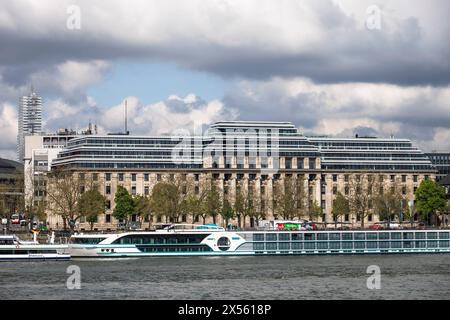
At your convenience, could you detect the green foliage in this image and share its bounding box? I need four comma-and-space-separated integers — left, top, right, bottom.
308, 200, 322, 221
134, 195, 152, 222
113, 185, 135, 222
78, 188, 106, 230
220, 199, 234, 227
202, 183, 221, 224
332, 192, 349, 222
150, 182, 186, 222
415, 179, 448, 223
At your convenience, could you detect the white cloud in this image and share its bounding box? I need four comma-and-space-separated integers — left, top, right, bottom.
224, 78, 450, 151
0, 103, 18, 159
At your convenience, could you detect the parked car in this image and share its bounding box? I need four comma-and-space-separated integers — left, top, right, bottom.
417, 222, 427, 230
387, 222, 401, 229
10, 214, 20, 224
369, 223, 384, 230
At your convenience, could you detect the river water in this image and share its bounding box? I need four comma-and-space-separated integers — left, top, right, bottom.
1, 254, 449, 300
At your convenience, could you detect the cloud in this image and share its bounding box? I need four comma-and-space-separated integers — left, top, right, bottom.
43, 94, 238, 136
0, 0, 448, 86
223, 78, 450, 151
0, 103, 18, 159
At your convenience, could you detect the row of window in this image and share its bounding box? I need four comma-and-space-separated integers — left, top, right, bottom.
252, 232, 450, 241
252, 240, 450, 251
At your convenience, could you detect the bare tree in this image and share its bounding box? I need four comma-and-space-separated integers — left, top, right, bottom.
46, 170, 84, 231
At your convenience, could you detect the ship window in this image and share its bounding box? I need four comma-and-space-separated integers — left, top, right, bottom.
304, 233, 315, 241
291, 242, 302, 250
354, 233, 365, 240
439, 232, 449, 239
279, 242, 290, 250
279, 233, 290, 241
329, 233, 340, 241
391, 233, 402, 240
266, 242, 277, 250
317, 233, 328, 241
403, 232, 414, 240
367, 233, 377, 240
266, 233, 277, 241
342, 233, 353, 240
253, 243, 264, 250
217, 237, 231, 251
378, 232, 389, 240
427, 232, 437, 239
439, 241, 449, 248
253, 234, 264, 241
291, 233, 302, 241
415, 232, 426, 239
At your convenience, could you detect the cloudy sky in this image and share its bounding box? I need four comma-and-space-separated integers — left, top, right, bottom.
0, 0, 449, 160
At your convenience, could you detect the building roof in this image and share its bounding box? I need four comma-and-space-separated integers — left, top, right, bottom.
439, 174, 450, 186
0, 158, 23, 178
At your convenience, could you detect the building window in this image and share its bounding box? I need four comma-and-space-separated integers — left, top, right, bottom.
368, 214, 373, 222
297, 158, 303, 169
345, 186, 349, 195
413, 175, 418, 182
402, 175, 407, 183
105, 214, 111, 223
144, 186, 149, 195
157, 174, 161, 181
132, 174, 136, 182
92, 173, 98, 181
105, 200, 111, 209
105, 173, 111, 181
345, 175, 349, 182
285, 158, 292, 169
402, 186, 407, 195
332, 174, 337, 182
131, 186, 137, 196
144, 173, 149, 181
309, 158, 316, 169
390, 175, 395, 182
118, 173, 124, 181
333, 186, 337, 195
344, 214, 350, 222
105, 185, 111, 195
194, 174, 199, 181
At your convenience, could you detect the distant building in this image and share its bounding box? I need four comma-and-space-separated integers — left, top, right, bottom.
426, 152, 450, 181
48, 120, 436, 231
0, 158, 24, 216
17, 89, 43, 162
23, 125, 97, 210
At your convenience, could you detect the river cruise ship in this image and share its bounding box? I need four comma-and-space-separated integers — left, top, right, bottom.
66, 223, 450, 258
0, 234, 70, 261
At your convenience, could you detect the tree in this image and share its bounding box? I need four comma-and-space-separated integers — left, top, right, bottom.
220, 199, 234, 228
415, 179, 448, 226
150, 180, 187, 223
202, 182, 221, 225
113, 185, 135, 223
78, 188, 106, 230
184, 194, 202, 224
348, 174, 376, 228
134, 195, 152, 227
308, 200, 322, 222
234, 192, 245, 229
332, 192, 349, 228
273, 176, 297, 220
46, 170, 84, 231
373, 181, 404, 225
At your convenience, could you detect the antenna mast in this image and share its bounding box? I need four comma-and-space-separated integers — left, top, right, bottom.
125, 99, 128, 134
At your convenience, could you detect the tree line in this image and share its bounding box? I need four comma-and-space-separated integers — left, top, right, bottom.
40, 171, 449, 232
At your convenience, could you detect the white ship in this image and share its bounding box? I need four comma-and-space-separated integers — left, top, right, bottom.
66, 223, 450, 258
0, 233, 70, 261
